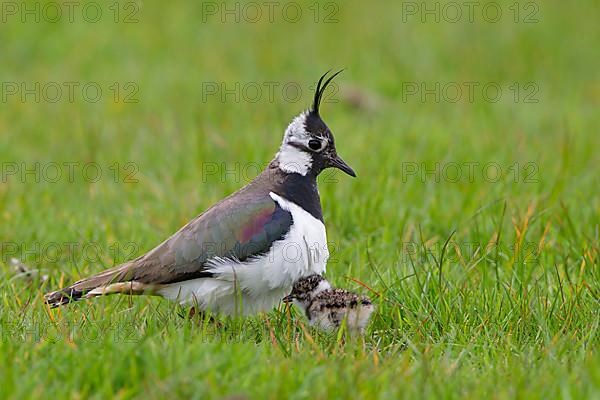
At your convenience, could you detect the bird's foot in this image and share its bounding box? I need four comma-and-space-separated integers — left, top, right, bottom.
187, 306, 222, 327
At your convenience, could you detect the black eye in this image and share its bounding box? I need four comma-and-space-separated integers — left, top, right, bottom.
308, 139, 322, 151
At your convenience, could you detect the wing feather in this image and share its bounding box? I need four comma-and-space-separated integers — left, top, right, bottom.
123, 193, 293, 284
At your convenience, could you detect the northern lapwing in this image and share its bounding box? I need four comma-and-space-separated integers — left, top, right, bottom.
44, 71, 356, 315
283, 274, 374, 333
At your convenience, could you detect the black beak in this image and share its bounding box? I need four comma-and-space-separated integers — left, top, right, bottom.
282, 294, 294, 303
329, 154, 356, 177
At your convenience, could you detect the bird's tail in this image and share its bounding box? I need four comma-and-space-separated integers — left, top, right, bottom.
44, 264, 138, 308
44, 286, 87, 307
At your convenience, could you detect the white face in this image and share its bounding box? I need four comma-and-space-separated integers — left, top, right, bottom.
292, 298, 309, 314
276, 112, 327, 176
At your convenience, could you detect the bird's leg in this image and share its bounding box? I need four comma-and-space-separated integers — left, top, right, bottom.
187, 306, 219, 325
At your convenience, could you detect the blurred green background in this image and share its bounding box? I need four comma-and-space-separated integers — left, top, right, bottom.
1, 0, 599, 399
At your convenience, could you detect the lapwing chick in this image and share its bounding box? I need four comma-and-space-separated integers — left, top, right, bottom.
44, 71, 356, 316
283, 274, 374, 333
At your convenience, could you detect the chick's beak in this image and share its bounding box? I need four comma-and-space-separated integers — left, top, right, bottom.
282, 294, 294, 303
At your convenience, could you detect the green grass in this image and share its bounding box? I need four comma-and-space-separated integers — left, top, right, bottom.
1, 0, 599, 398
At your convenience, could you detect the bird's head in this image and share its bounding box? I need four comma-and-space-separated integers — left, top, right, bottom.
283, 274, 331, 310
276, 71, 356, 178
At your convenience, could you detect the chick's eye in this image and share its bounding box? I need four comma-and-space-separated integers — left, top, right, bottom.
308, 139, 322, 151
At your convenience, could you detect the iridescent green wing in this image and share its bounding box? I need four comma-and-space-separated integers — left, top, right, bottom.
123, 193, 293, 284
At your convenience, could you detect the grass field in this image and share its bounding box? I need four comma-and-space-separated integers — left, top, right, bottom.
1, 0, 599, 398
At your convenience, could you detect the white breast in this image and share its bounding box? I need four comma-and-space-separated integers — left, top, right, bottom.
310, 304, 374, 333
157, 192, 329, 315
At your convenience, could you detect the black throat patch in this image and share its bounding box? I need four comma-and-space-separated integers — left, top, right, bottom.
263, 162, 324, 222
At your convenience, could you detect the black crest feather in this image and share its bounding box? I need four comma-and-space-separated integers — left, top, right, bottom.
311, 69, 344, 115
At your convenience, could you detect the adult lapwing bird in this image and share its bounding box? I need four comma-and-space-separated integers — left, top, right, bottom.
44, 71, 355, 315
283, 274, 374, 333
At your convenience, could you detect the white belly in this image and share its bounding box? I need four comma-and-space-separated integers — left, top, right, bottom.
157, 192, 329, 315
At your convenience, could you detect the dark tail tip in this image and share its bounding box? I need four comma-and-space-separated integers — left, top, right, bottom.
44, 288, 85, 308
